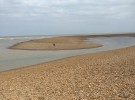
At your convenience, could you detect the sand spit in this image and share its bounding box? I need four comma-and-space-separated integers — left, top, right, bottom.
10, 36, 102, 50
0, 45, 135, 99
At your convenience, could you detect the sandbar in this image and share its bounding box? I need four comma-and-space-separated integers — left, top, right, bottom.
10, 36, 103, 50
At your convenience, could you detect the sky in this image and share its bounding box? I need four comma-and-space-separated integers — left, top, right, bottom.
0, 0, 135, 36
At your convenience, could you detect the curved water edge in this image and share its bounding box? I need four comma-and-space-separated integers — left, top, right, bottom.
0, 36, 135, 71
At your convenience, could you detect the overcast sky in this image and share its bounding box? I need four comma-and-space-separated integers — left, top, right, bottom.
0, 0, 135, 36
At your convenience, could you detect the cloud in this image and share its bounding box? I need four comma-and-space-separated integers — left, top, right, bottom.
0, 0, 134, 20
0, 0, 134, 19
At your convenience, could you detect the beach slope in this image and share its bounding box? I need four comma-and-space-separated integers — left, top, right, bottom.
0, 45, 135, 99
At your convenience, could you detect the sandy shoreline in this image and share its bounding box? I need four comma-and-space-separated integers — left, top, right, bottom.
0, 44, 135, 99
10, 36, 103, 50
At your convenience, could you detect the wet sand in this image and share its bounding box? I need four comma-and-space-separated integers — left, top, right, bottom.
10, 36, 102, 50
0, 44, 135, 99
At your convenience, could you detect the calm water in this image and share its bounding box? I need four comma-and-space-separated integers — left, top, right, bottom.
0, 36, 135, 71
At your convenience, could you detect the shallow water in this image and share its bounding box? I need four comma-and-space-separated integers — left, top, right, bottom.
0, 36, 135, 71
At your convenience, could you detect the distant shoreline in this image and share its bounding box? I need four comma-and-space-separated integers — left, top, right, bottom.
0, 32, 135, 38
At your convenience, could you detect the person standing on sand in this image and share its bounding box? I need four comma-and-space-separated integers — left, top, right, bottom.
53, 43, 55, 46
